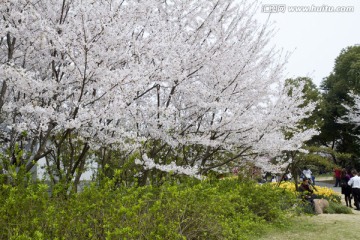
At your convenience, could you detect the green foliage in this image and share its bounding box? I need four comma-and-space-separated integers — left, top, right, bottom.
324, 45, 360, 92
0, 181, 49, 239
0, 178, 299, 239
95, 148, 141, 187
300, 146, 339, 173
296, 201, 316, 215
323, 201, 353, 214
319, 192, 342, 204
317, 45, 360, 167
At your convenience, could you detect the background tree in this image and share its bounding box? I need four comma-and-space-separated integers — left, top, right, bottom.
341, 92, 360, 169
317, 45, 360, 167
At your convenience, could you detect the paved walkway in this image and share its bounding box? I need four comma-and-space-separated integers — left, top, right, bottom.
315, 180, 340, 192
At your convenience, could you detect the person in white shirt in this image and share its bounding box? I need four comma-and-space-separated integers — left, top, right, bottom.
303, 168, 313, 183
286, 172, 292, 181
348, 170, 360, 210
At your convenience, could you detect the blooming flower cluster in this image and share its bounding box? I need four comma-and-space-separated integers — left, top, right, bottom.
273, 181, 341, 203
0, 0, 319, 183
135, 154, 203, 180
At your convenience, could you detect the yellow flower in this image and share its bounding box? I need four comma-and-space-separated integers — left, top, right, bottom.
272, 182, 341, 203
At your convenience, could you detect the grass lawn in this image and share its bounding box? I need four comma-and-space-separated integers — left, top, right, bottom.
256, 214, 359, 240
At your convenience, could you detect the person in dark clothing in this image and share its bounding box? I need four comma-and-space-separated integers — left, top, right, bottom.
299, 178, 314, 193
298, 178, 317, 204
340, 168, 352, 207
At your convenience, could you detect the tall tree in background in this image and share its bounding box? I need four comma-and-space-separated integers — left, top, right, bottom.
318, 45, 360, 166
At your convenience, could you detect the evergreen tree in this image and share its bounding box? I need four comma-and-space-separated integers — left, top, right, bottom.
318, 45, 360, 166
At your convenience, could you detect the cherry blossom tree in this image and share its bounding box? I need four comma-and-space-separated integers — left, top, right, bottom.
0, 0, 318, 186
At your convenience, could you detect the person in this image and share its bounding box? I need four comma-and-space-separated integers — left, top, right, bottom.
271, 175, 277, 183
333, 167, 342, 187
303, 167, 313, 184
348, 170, 360, 210
299, 178, 314, 194
311, 174, 316, 185
298, 177, 316, 204
286, 172, 292, 181
340, 168, 352, 207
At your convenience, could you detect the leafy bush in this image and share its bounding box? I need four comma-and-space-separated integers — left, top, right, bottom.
0, 178, 299, 239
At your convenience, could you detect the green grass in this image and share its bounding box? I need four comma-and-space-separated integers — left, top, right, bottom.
256, 213, 358, 240
324, 202, 353, 214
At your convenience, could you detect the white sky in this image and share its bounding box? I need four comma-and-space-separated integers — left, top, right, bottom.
254, 0, 360, 87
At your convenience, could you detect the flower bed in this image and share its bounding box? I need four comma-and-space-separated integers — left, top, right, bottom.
273, 181, 341, 203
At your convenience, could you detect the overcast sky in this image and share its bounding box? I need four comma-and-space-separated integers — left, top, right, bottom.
254, 0, 360, 87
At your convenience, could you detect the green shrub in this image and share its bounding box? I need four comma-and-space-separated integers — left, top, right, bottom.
0, 177, 299, 239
